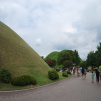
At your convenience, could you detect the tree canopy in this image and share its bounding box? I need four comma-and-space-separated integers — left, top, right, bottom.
57, 50, 76, 66
86, 51, 96, 67
86, 42, 101, 67
74, 50, 80, 66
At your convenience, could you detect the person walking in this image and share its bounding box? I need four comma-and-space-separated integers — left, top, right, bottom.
81, 67, 85, 79
73, 67, 76, 76
99, 65, 101, 83
81, 67, 86, 79
91, 71, 95, 83
94, 67, 99, 83
80, 67, 82, 76
77, 68, 80, 77
84, 67, 87, 79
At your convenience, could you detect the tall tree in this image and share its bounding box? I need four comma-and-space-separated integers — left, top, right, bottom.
57, 50, 71, 65
86, 42, 101, 67
95, 42, 101, 66
57, 50, 75, 66
79, 61, 86, 68
86, 51, 96, 67
63, 60, 72, 68
97, 42, 101, 51
74, 50, 80, 66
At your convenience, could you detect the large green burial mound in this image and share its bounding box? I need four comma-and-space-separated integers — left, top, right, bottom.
0, 21, 51, 85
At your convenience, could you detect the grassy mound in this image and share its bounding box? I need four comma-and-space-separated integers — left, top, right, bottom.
45, 51, 63, 68
0, 21, 51, 85
45, 51, 59, 61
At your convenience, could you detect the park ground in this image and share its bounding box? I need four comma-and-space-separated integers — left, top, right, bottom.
0, 73, 101, 101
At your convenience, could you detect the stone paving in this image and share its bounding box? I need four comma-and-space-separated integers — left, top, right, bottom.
0, 73, 101, 101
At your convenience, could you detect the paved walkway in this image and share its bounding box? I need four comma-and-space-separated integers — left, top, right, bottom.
0, 73, 101, 101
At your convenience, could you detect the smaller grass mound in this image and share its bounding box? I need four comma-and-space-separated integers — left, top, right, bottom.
45, 51, 59, 61
11, 75, 37, 86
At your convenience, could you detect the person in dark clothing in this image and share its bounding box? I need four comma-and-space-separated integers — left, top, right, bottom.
94, 67, 99, 83
81, 67, 84, 79
81, 67, 87, 79
73, 68, 76, 75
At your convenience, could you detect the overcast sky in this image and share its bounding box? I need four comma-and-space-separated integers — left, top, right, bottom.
0, 0, 101, 60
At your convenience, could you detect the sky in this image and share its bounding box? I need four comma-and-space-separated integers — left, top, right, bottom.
0, 0, 101, 60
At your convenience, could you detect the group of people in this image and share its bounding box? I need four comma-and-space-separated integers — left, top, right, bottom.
72, 65, 101, 83
72, 67, 87, 79
91, 66, 101, 83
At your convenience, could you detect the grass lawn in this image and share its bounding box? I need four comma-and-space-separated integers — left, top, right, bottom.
0, 72, 72, 91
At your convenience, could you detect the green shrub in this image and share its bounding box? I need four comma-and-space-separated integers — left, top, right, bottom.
0, 68, 11, 83
48, 70, 59, 80
56, 68, 60, 72
11, 75, 37, 86
67, 71, 71, 75
62, 72, 68, 77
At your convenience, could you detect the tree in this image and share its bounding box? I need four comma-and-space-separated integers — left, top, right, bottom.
95, 42, 101, 66
57, 50, 75, 65
63, 60, 72, 68
86, 42, 101, 67
68, 50, 76, 63
95, 50, 101, 66
86, 51, 96, 67
46, 59, 56, 67
41, 56, 44, 59
79, 61, 86, 68
97, 42, 101, 50
74, 50, 80, 66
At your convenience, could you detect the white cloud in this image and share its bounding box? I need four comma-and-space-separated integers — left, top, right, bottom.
63, 25, 77, 33
35, 38, 42, 46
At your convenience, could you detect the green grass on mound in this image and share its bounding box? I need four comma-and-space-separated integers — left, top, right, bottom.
45, 51, 59, 61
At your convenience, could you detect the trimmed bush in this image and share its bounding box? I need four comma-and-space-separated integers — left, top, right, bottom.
48, 70, 59, 80
11, 75, 37, 86
62, 72, 68, 77
56, 68, 60, 72
67, 71, 71, 75
0, 68, 11, 83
